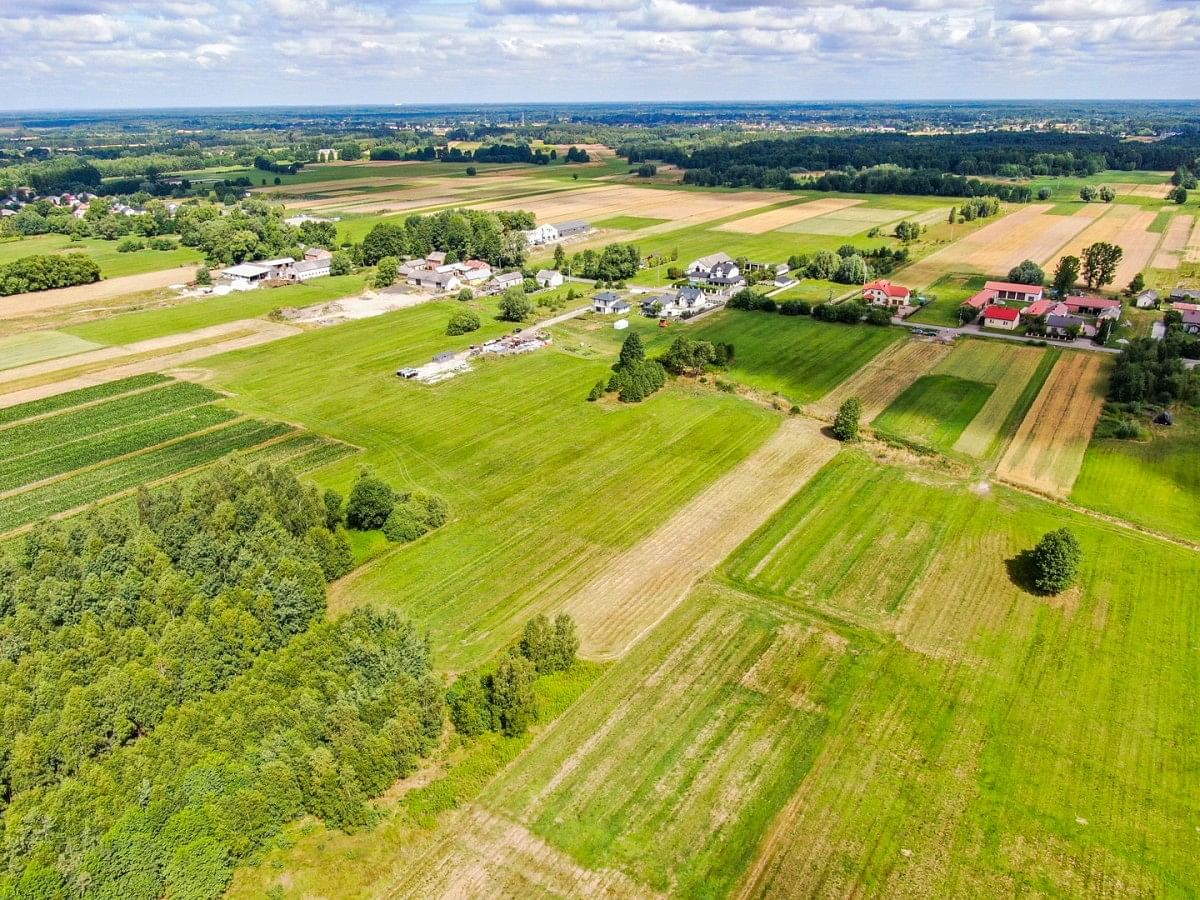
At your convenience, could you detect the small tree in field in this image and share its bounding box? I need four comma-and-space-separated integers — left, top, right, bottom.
498, 286, 533, 322
618, 331, 645, 368
831, 398, 862, 441
195, 265, 212, 286
1031, 528, 1082, 594
346, 471, 395, 530
374, 256, 398, 288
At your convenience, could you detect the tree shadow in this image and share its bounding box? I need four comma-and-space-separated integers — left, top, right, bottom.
1005, 549, 1041, 595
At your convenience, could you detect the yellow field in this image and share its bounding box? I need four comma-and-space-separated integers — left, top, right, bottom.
808, 338, 952, 422
995, 352, 1108, 497
1154, 214, 1195, 269
930, 341, 1048, 458
1044, 204, 1161, 289
714, 198, 863, 234
563, 417, 838, 660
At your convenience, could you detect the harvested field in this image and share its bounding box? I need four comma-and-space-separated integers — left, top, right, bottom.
1045, 204, 1161, 290
563, 417, 838, 660
930, 340, 1050, 459
1123, 182, 1173, 199
898, 204, 1103, 289
1153, 214, 1195, 269
715, 198, 863, 234
781, 205, 918, 236
482, 184, 791, 231
996, 352, 1108, 497
1187, 216, 1200, 263
0, 266, 200, 321
808, 338, 952, 422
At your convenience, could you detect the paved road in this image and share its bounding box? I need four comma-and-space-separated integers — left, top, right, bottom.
892, 317, 1123, 354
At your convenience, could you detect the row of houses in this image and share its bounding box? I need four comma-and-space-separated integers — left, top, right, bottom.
523, 219, 590, 246
685, 252, 793, 292
590, 285, 723, 319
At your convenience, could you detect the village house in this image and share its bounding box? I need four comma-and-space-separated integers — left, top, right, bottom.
536, 269, 564, 289
458, 260, 492, 284
523, 223, 559, 246
425, 251, 447, 267
1045, 314, 1087, 339
486, 271, 524, 295
304, 247, 332, 261
1064, 295, 1122, 316
1136, 289, 1160, 309
593, 292, 631, 315
1180, 309, 1200, 335
686, 252, 734, 278
981, 304, 1020, 331
1169, 288, 1200, 304
964, 280, 1044, 311
862, 279, 911, 308
641, 294, 680, 317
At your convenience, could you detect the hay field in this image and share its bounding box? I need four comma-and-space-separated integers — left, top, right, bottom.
1153, 214, 1195, 269
563, 417, 838, 660
715, 197, 862, 234
930, 340, 1053, 459
898, 204, 1103, 289
1121, 182, 1173, 199
873, 374, 995, 452
0, 331, 104, 372
996, 352, 1108, 496
1045, 204, 1161, 289
286, 174, 570, 214
808, 338, 952, 422
482, 184, 791, 230
781, 205, 918, 237
1187, 216, 1200, 263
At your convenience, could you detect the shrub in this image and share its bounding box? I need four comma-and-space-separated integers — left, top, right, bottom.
446, 308, 481, 335
195, 266, 212, 286
456, 288, 473, 301
615, 359, 666, 403
779, 300, 811, 316
1031, 528, 1082, 594
345, 471, 395, 530
587, 381, 605, 401
116, 237, 145, 253
831, 397, 862, 441
382, 503, 427, 543
498, 286, 533, 322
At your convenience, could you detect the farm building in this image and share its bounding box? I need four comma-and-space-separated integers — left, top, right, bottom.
486, 272, 524, 294
593, 292, 630, 315
426, 251, 447, 267
1064, 295, 1122, 316
288, 258, 331, 281
1045, 314, 1087, 338
408, 269, 462, 292
523, 224, 559, 246
982, 305, 1020, 330
862, 280, 911, 308
552, 220, 590, 239
221, 263, 272, 291
536, 269, 564, 289
965, 280, 1044, 310
1021, 299, 1054, 319
1136, 289, 1160, 309
1169, 288, 1200, 303
304, 247, 332, 261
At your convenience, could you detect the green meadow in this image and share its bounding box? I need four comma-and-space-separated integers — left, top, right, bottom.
0, 233, 202, 278
873, 373, 995, 451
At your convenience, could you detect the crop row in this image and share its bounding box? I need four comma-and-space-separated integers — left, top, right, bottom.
5, 381, 223, 459
0, 373, 170, 428
0, 405, 239, 494
0, 418, 293, 533
232, 432, 358, 473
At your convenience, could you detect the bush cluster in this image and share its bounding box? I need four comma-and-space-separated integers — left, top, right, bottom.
0, 252, 101, 296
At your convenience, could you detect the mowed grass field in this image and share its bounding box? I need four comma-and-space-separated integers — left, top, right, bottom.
396, 451, 1200, 897
1072, 405, 1200, 543
873, 374, 995, 452
204, 301, 784, 670
0, 234, 202, 278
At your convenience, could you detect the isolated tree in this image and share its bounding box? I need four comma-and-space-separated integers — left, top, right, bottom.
374, 256, 399, 288
553, 244, 566, 270
1031, 528, 1082, 594
345, 471, 395, 530
455, 287, 473, 301
1098, 185, 1116, 203
465, 166, 477, 176
1008, 259, 1045, 285
618, 330, 645, 368
947, 206, 957, 223
498, 286, 533, 321
1081, 242, 1124, 289
1079, 185, 1098, 202
831, 397, 862, 441
194, 265, 212, 286
1127, 272, 1145, 295
446, 308, 480, 335
1171, 186, 1189, 205
1052, 255, 1080, 295
1036, 187, 1053, 201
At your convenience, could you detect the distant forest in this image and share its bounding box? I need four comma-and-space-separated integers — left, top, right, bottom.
619, 133, 1200, 196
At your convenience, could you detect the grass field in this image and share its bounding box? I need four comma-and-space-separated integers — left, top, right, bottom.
1072, 405, 1200, 543
908, 272, 986, 327
61, 274, 369, 345
0, 330, 104, 370
0, 233, 202, 279
873, 374, 995, 452
204, 301, 783, 670
594, 215, 669, 230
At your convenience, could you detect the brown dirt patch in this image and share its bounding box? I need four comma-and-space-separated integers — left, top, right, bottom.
995, 352, 1108, 497
0, 266, 199, 322
808, 339, 953, 423
563, 417, 838, 660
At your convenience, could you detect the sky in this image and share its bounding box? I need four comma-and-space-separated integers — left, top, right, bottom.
0, 0, 1195, 109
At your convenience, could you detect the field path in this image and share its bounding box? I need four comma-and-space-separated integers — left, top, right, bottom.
0, 265, 199, 321
807, 338, 952, 422
564, 417, 838, 660
996, 352, 1108, 497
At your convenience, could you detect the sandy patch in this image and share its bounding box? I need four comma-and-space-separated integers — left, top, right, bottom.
715, 198, 864, 235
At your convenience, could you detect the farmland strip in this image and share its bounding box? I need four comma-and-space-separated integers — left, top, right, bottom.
0, 373, 169, 427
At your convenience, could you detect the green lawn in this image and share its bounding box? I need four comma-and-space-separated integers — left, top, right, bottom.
908, 272, 986, 327
873, 373, 995, 451
203, 300, 781, 670
1072, 405, 1200, 543
770, 278, 846, 303
594, 215, 670, 230
0, 234, 202, 279
63, 274, 369, 345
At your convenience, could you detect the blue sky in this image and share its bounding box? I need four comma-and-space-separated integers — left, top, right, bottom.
1, 0, 1193, 108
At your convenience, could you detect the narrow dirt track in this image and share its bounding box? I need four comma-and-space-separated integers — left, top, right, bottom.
564, 417, 839, 661
0, 266, 199, 320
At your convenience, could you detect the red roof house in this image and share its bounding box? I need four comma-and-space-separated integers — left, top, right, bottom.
862, 279, 912, 307
1064, 295, 1122, 316
982, 304, 1020, 330
965, 280, 1044, 310
1022, 299, 1054, 318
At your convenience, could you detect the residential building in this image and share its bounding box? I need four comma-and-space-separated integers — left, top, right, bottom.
982, 305, 1020, 330
1135, 289, 1160, 309
1064, 295, 1122, 316
486, 271, 524, 294
536, 269, 564, 289
1021, 299, 1055, 319
686, 252, 734, 277
594, 292, 631, 315
1180, 309, 1200, 335
862, 279, 912, 308
1045, 314, 1086, 338
304, 247, 332, 261
523, 224, 559, 246
965, 280, 1044, 310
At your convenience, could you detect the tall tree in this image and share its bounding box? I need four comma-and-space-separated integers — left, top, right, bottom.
1081, 242, 1124, 289
1052, 255, 1080, 295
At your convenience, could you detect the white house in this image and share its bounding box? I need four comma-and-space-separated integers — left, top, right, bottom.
536, 269, 564, 289
687, 252, 734, 277
523, 224, 559, 246
593, 292, 631, 315
221, 263, 272, 291
1136, 289, 1159, 309
862, 279, 912, 308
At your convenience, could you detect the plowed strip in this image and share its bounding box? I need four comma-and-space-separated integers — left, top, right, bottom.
564, 418, 838, 660
995, 353, 1108, 497
808, 339, 952, 422
715, 198, 863, 234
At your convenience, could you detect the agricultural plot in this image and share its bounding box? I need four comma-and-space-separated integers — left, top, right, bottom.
0, 233, 203, 279
1044, 203, 1161, 290
692, 312, 906, 403
0, 372, 169, 425
1072, 407, 1200, 543
781, 205, 919, 236
715, 197, 862, 234
872, 374, 995, 452
1152, 214, 1195, 269
996, 351, 1108, 497
930, 340, 1055, 459
593, 215, 669, 230
0, 266, 201, 321
0, 331, 105, 371
807, 338, 951, 422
